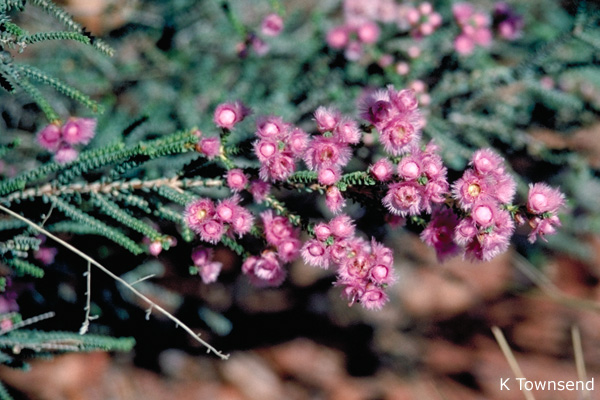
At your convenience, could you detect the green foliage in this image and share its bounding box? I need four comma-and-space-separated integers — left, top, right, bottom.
50, 196, 145, 255
0, 329, 135, 353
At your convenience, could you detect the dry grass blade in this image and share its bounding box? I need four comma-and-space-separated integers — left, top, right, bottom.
491, 326, 536, 400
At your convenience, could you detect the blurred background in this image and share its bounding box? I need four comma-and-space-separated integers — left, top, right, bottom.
1, 0, 600, 399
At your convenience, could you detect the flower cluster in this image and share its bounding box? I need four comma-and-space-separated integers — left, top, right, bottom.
405, 2, 442, 38
379, 141, 449, 217
184, 196, 254, 244
493, 2, 523, 41
236, 13, 284, 57
301, 214, 396, 310
306, 107, 358, 182
326, 21, 380, 61
452, 2, 493, 55
449, 149, 517, 261
526, 183, 565, 243
191, 246, 223, 284
253, 116, 309, 181
241, 211, 302, 287
181, 86, 566, 311
36, 117, 96, 164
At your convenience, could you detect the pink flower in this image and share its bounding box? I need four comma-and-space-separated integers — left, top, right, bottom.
303, 137, 352, 171
318, 167, 341, 186
452, 169, 490, 210
471, 201, 497, 227
199, 219, 225, 244
256, 116, 287, 139
243, 252, 286, 287
338, 251, 371, 281
334, 118, 362, 144
213, 101, 250, 129
215, 198, 239, 223
383, 182, 422, 216
197, 137, 221, 160
369, 264, 394, 285
360, 93, 393, 128
397, 155, 422, 181
454, 34, 476, 55
359, 284, 388, 310
250, 180, 271, 203
54, 146, 79, 164
314, 106, 341, 132
149, 241, 162, 256
226, 169, 248, 191
250, 36, 270, 55
357, 21, 380, 44
453, 2, 474, 25
260, 153, 296, 182
262, 210, 296, 246
329, 214, 356, 239
341, 281, 366, 307
420, 207, 461, 262
453, 217, 478, 246
185, 198, 215, 233
380, 116, 421, 155
261, 13, 284, 37
191, 246, 212, 266
471, 148, 504, 175
231, 207, 254, 237
344, 40, 363, 61
527, 183, 565, 215
528, 215, 561, 243
314, 222, 332, 241
277, 238, 301, 263
371, 239, 394, 267
370, 158, 395, 182
34, 246, 58, 265
288, 128, 310, 156
61, 118, 97, 145
326, 26, 350, 49
36, 123, 62, 152
301, 239, 330, 268
254, 139, 279, 162
200, 261, 222, 284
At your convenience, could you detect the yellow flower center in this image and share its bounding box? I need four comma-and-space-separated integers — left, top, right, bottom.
467, 183, 481, 197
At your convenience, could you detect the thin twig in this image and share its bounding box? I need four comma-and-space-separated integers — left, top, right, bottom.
79, 261, 97, 335
0, 204, 230, 360
571, 325, 590, 400
491, 326, 536, 400
129, 273, 156, 286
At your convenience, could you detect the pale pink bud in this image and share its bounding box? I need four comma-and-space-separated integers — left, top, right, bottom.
326, 26, 349, 49
54, 146, 79, 164
261, 13, 284, 37
318, 167, 340, 186
357, 22, 380, 44
197, 137, 221, 159
61, 118, 97, 145
149, 241, 162, 256
36, 123, 62, 152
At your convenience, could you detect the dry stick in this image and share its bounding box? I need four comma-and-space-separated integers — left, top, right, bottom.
0, 204, 230, 360
491, 326, 536, 400
79, 261, 98, 335
571, 325, 591, 400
